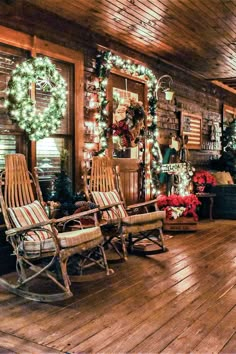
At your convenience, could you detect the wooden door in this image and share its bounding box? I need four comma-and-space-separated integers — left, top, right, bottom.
108, 72, 146, 204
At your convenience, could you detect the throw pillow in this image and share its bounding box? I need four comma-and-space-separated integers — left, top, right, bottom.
91, 190, 127, 221
8, 200, 54, 241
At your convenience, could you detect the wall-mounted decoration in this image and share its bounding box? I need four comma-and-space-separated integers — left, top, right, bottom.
112, 87, 141, 155
5, 56, 67, 141
180, 112, 202, 150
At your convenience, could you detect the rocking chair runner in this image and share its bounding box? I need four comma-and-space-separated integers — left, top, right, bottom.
0, 154, 113, 303
84, 156, 167, 259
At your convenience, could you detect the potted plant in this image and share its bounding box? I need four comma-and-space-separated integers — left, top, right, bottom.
192, 170, 216, 192
156, 194, 201, 231
157, 194, 201, 221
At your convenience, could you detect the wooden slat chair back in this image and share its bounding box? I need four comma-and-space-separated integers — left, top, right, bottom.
89, 156, 126, 207
5, 153, 36, 208
2, 154, 44, 229
85, 156, 167, 259
86, 156, 127, 260
0, 154, 113, 302
89, 155, 115, 192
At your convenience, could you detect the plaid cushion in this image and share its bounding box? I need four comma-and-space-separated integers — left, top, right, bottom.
22, 238, 56, 257
58, 226, 102, 248
8, 200, 55, 241
22, 226, 102, 257
91, 190, 127, 221
122, 210, 166, 225
122, 210, 166, 233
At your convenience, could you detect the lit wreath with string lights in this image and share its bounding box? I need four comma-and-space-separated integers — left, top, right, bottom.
5, 56, 67, 141
96, 50, 162, 195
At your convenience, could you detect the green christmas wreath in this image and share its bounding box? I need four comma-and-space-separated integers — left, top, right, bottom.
5, 56, 67, 141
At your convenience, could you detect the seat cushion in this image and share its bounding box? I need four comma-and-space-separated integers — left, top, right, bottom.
91, 190, 127, 221
21, 238, 56, 257
58, 226, 102, 248
8, 200, 55, 241
122, 210, 166, 233
22, 226, 103, 257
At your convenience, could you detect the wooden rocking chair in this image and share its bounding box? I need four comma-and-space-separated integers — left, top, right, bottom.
0, 154, 113, 302
84, 156, 167, 260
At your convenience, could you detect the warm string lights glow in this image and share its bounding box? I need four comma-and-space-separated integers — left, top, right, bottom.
5, 56, 67, 141
95, 50, 162, 195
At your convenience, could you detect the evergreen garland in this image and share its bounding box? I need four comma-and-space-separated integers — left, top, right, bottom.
95, 50, 162, 195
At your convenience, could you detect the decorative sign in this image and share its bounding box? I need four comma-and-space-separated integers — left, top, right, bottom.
181, 112, 202, 150
161, 162, 188, 174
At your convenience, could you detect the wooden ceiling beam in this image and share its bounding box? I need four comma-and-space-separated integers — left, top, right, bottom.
211, 80, 236, 95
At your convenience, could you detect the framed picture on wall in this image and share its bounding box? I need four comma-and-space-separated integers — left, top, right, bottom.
180, 112, 202, 149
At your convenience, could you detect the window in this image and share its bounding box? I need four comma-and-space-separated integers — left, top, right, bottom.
35, 57, 74, 179
0, 44, 29, 169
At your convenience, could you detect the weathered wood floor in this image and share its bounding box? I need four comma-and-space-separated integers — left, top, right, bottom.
0, 219, 235, 353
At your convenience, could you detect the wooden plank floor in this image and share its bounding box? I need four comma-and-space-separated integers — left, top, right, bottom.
0, 219, 235, 353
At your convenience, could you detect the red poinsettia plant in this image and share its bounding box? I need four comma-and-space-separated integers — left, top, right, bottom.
157, 194, 201, 221
192, 170, 216, 186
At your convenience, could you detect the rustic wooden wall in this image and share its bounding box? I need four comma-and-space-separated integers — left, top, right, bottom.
1, 0, 236, 172
1, 0, 236, 274
83, 48, 227, 170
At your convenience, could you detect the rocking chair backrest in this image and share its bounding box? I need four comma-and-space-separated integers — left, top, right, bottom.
0, 154, 44, 230
89, 156, 115, 192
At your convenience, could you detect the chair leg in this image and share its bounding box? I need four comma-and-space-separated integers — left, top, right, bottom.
69, 245, 114, 282
16, 257, 28, 284
158, 227, 167, 252
120, 233, 128, 261
58, 255, 73, 295
102, 231, 128, 262
98, 245, 115, 276
127, 233, 134, 253
127, 227, 167, 255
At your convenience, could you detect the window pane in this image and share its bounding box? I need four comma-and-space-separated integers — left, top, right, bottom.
0, 135, 16, 170
0, 44, 29, 170
36, 137, 72, 176
35, 56, 74, 181
35, 56, 74, 135
0, 44, 30, 131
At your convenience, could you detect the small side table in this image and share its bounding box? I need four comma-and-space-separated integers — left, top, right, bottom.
196, 193, 216, 221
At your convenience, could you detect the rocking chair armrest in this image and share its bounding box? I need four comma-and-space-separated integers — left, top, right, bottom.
6, 208, 100, 237
99, 202, 124, 211
6, 221, 61, 252
6, 219, 56, 237
126, 199, 158, 210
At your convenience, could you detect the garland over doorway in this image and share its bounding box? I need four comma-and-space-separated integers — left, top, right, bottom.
95, 50, 162, 195
5, 56, 67, 141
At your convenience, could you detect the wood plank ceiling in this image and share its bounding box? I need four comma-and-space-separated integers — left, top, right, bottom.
25, 0, 236, 94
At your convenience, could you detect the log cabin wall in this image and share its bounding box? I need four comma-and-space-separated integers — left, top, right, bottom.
83, 48, 234, 171
1, 0, 236, 175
